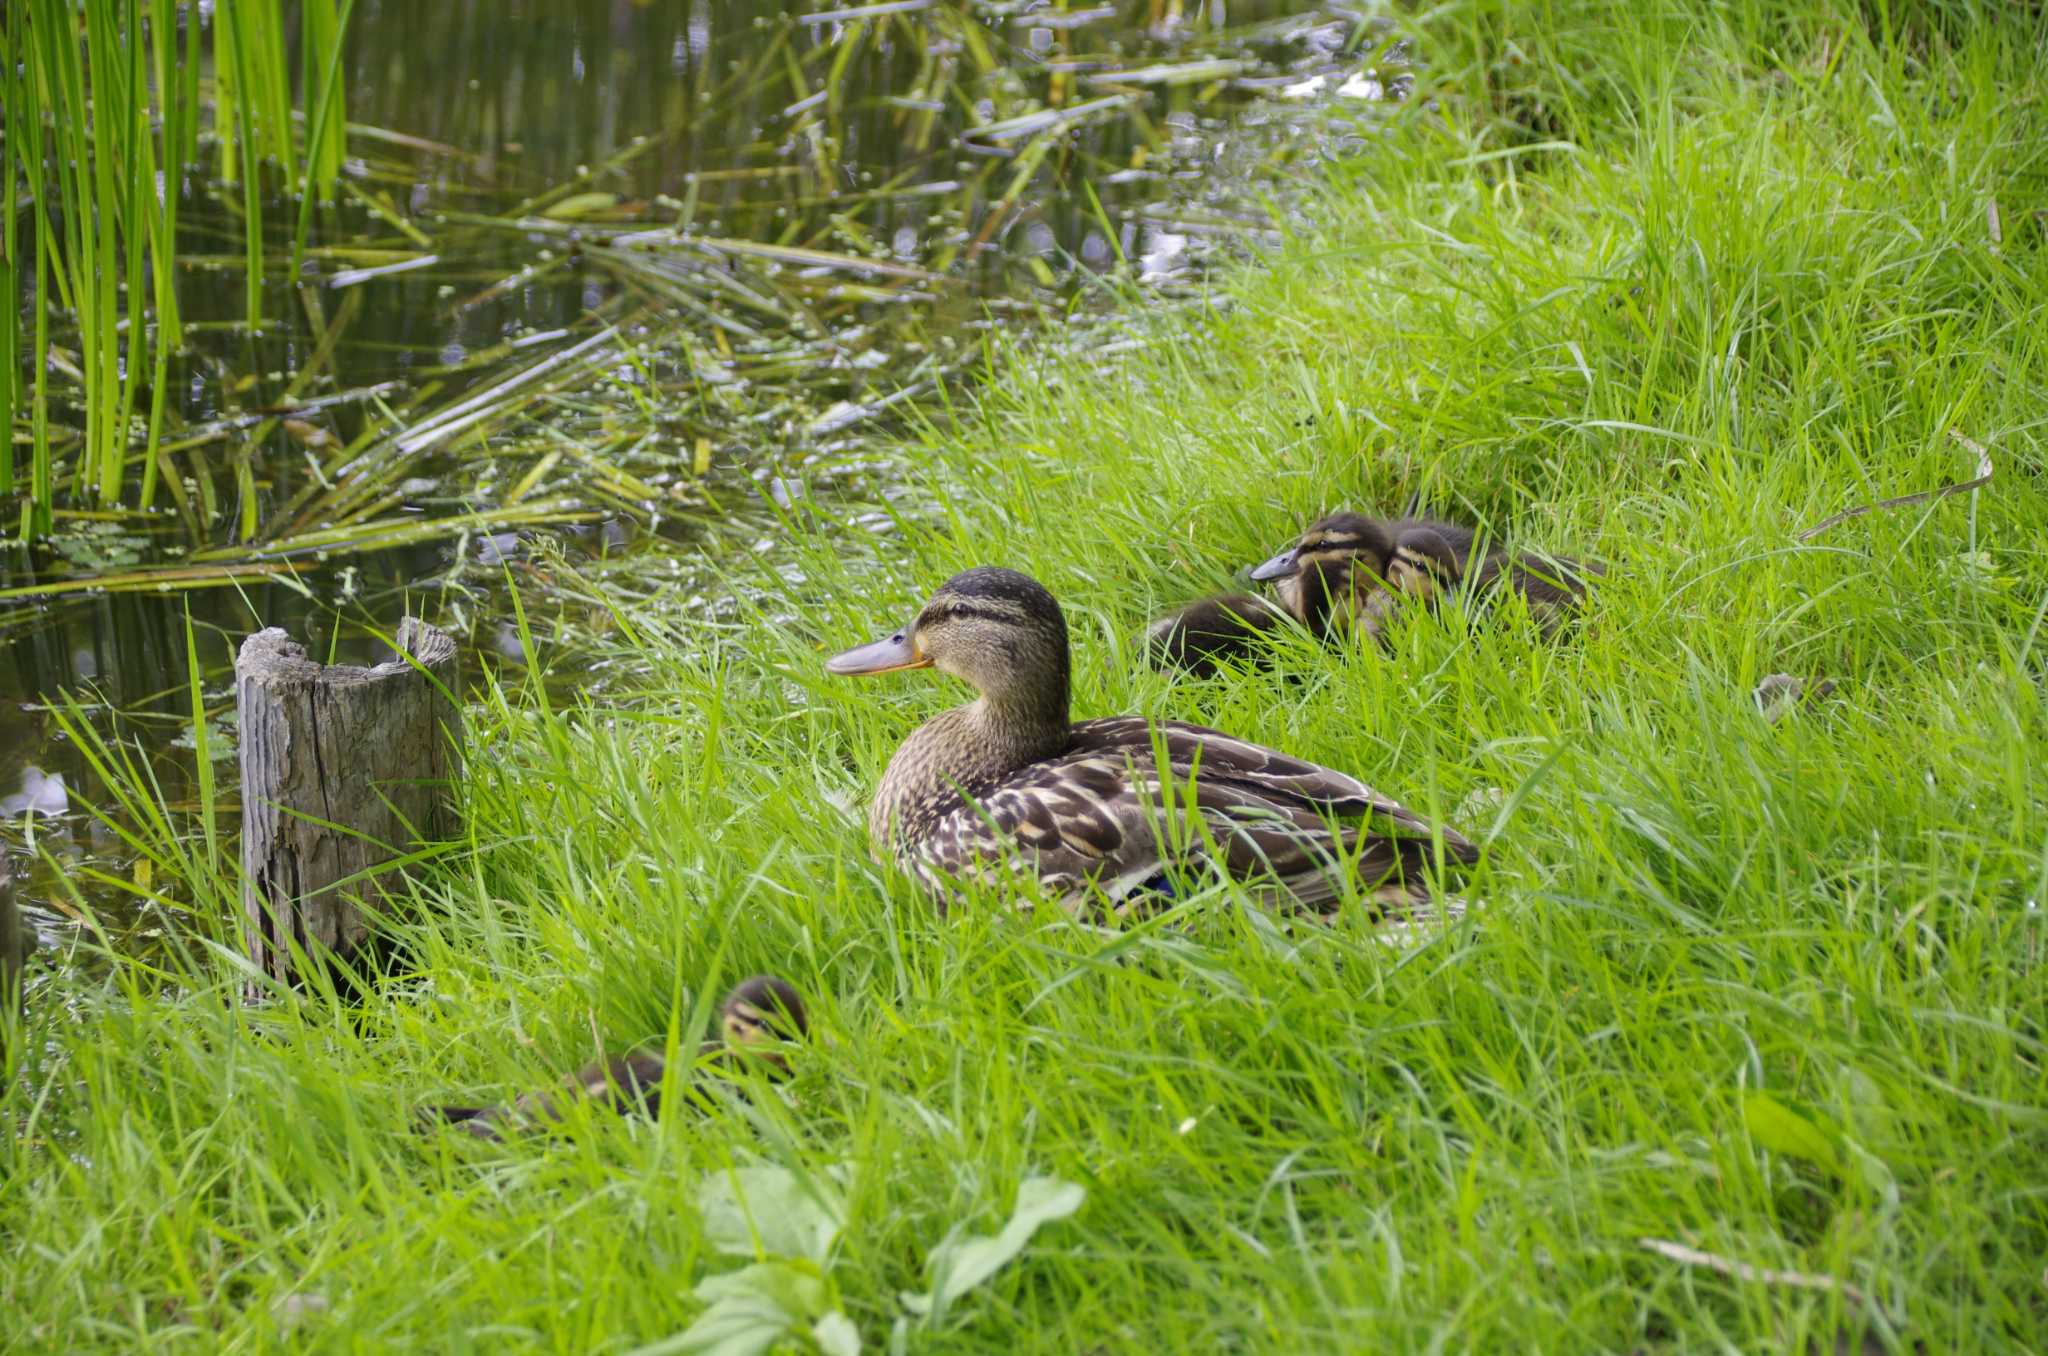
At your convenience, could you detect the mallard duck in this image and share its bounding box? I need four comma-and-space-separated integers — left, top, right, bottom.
424, 975, 808, 1141
826, 566, 1475, 916
1251, 512, 1601, 642
1147, 512, 1601, 673
1140, 591, 1294, 677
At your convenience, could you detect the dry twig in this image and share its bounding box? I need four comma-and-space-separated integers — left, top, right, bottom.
1796, 429, 1994, 541
1638, 1237, 1869, 1306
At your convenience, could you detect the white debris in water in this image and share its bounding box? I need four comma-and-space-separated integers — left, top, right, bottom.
1338, 72, 1384, 100
2, 768, 68, 819
1138, 230, 1189, 283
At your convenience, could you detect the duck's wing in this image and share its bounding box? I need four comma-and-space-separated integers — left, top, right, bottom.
926, 717, 1473, 911
1090, 716, 1459, 834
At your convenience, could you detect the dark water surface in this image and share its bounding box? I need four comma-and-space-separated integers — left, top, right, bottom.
5, 0, 1406, 950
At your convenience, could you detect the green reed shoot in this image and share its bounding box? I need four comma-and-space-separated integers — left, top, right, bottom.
290, 0, 357, 277
214, 0, 271, 327
5, 0, 354, 534
16, 0, 129, 513
0, 1, 20, 503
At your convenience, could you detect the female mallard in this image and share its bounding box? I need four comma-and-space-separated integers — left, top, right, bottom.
424, 975, 808, 1140
828, 566, 1475, 916
1147, 512, 1600, 673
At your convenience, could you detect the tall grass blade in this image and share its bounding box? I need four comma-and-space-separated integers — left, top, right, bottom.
183, 606, 219, 882
217, 0, 268, 328
300, 0, 347, 199
7, 0, 347, 530
0, 0, 17, 498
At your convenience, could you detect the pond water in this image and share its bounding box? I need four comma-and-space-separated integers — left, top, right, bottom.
4, 0, 1409, 951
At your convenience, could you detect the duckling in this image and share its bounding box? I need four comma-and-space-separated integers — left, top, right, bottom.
1753, 673, 1838, 722
1250, 513, 1602, 645
1148, 511, 1605, 674
424, 975, 808, 1141
827, 566, 1475, 917
1140, 591, 1294, 677
1143, 515, 1408, 674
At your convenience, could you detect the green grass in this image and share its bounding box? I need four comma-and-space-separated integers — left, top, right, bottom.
5, 0, 2046, 1350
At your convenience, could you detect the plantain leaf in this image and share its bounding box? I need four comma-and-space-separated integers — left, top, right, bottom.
1742, 1092, 1845, 1176
811, 1310, 862, 1356
696, 1165, 846, 1263
647, 1261, 848, 1356
907, 1176, 1086, 1321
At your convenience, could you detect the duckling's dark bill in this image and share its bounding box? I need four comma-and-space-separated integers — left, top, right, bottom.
1248, 548, 1300, 582
826, 631, 931, 675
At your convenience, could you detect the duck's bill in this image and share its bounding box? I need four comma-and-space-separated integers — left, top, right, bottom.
1248, 547, 1302, 582
825, 631, 931, 676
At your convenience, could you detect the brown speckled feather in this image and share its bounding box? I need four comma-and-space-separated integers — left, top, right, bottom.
901, 715, 1475, 914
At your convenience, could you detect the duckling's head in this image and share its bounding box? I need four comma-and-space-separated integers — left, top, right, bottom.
826, 566, 1070, 725
1248, 512, 1397, 586
717, 975, 810, 1076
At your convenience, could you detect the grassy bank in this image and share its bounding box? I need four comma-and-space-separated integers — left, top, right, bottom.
6, 1, 2046, 1350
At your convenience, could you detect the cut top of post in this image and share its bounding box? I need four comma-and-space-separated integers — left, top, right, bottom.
236, 616, 459, 687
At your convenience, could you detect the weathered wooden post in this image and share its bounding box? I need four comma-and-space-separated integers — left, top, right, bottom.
237, 618, 461, 991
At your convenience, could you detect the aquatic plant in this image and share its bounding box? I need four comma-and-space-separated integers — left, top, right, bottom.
3, 0, 349, 533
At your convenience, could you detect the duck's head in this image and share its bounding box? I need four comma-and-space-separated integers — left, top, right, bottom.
826, 566, 1070, 726
716, 975, 810, 1077
1248, 512, 1398, 587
